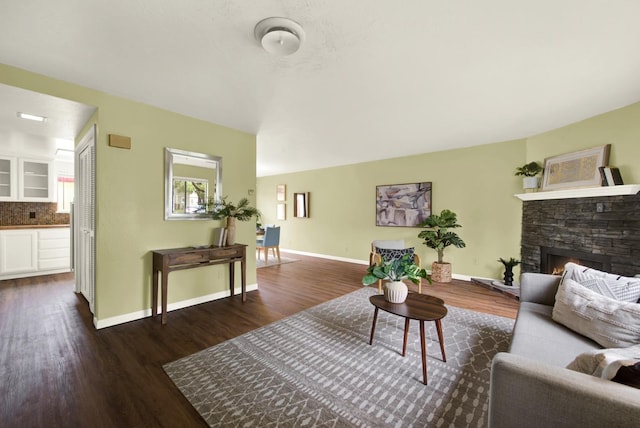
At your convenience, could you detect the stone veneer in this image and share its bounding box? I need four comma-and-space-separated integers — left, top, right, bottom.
520, 194, 640, 277
0, 202, 70, 226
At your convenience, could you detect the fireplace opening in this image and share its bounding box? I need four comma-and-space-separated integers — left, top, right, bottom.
540, 247, 612, 275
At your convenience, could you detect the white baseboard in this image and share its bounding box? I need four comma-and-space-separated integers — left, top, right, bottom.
280, 248, 368, 265
280, 248, 474, 282
94, 283, 259, 329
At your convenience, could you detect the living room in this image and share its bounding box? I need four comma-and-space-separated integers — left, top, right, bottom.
2, 2, 640, 426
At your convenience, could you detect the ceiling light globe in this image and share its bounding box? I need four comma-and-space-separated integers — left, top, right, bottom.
261, 29, 300, 56
254, 17, 305, 57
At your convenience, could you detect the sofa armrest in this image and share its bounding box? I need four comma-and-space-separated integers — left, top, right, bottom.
489, 352, 640, 428
520, 272, 561, 305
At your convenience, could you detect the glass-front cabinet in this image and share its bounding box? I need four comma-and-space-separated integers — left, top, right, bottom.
18, 158, 53, 201
0, 156, 17, 200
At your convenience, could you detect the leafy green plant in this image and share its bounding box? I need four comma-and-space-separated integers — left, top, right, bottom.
417, 209, 466, 264
362, 254, 430, 286
207, 196, 261, 221
514, 161, 543, 177
498, 257, 521, 268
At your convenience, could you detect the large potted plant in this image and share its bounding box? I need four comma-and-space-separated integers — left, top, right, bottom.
362, 254, 430, 303
417, 209, 466, 283
208, 196, 261, 245
515, 161, 543, 191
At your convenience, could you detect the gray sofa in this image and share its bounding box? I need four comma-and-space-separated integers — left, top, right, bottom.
488, 272, 640, 428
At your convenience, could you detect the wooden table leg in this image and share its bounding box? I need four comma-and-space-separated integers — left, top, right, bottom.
420, 320, 427, 385
152, 269, 158, 318
241, 259, 246, 302
369, 307, 379, 345
161, 269, 168, 325
435, 319, 446, 362
402, 318, 410, 357
229, 262, 235, 297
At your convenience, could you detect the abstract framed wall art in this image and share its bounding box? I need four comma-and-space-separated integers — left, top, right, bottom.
376, 182, 432, 227
541, 144, 610, 191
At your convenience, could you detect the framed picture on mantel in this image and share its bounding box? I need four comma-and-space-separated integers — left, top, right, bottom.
541, 144, 610, 191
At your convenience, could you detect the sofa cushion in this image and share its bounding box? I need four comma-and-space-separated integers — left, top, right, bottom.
374, 247, 414, 263
562, 262, 640, 303
508, 301, 600, 367
553, 278, 640, 348
566, 344, 640, 389
567, 344, 640, 376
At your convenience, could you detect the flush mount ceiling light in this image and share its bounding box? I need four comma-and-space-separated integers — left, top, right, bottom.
17, 112, 47, 122
254, 17, 305, 56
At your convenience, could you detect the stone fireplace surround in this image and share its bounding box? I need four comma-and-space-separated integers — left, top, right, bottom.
520, 192, 640, 277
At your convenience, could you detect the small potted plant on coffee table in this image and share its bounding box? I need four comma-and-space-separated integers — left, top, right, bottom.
362, 254, 430, 303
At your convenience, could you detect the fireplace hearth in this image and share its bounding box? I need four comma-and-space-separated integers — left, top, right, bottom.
520, 193, 640, 277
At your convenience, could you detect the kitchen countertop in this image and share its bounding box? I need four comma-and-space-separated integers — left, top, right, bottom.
0, 224, 70, 230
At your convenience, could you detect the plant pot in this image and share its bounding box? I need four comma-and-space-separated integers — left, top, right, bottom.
431, 262, 452, 283
503, 266, 515, 286
522, 177, 539, 191
384, 280, 408, 303
225, 217, 236, 245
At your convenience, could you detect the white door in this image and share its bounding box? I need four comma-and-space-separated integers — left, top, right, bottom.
75, 125, 96, 314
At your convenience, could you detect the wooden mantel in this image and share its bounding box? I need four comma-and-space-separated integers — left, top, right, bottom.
515, 184, 640, 201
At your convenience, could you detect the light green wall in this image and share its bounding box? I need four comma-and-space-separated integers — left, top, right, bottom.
258, 100, 640, 280
1, 64, 257, 322
258, 139, 526, 279
526, 102, 640, 184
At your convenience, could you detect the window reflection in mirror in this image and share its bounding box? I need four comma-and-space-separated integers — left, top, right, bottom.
172, 177, 208, 214
165, 148, 222, 220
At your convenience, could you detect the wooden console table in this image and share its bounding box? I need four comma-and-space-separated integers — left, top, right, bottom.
151, 244, 247, 324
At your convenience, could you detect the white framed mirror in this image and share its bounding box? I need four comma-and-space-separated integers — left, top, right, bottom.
164, 147, 222, 220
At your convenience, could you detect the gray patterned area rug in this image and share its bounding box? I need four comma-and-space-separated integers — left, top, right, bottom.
164, 287, 514, 427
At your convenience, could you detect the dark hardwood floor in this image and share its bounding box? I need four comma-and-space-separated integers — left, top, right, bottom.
0, 253, 518, 427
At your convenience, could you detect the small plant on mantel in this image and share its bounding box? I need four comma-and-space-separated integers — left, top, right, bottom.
515, 161, 543, 190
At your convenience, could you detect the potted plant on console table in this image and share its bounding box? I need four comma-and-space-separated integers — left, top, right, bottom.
208, 196, 261, 246
417, 209, 466, 283
362, 254, 431, 303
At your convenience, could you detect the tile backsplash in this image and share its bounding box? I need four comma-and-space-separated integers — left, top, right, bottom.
0, 202, 70, 226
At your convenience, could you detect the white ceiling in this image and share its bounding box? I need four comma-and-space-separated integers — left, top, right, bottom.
0, 83, 96, 159
1, 1, 639, 176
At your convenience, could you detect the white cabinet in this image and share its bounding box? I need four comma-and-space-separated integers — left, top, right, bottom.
0, 156, 17, 201
38, 228, 71, 270
0, 227, 70, 279
19, 158, 54, 201
0, 230, 38, 274
0, 155, 54, 201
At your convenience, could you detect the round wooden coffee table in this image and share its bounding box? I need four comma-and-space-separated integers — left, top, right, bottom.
369, 293, 447, 385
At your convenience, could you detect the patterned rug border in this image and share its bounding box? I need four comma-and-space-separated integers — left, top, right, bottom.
164, 287, 514, 427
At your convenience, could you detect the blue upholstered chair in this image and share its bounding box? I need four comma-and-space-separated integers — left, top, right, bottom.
369, 239, 423, 294
256, 226, 281, 264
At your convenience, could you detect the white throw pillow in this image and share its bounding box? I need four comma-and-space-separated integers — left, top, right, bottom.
567, 344, 640, 377
562, 262, 640, 303
552, 278, 640, 348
